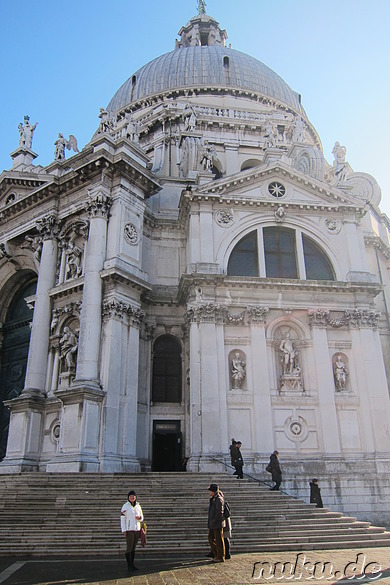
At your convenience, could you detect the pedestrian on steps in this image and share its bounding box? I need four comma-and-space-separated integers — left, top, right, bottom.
121, 490, 144, 572
207, 483, 225, 562
309, 478, 323, 508
267, 450, 282, 491
231, 440, 244, 479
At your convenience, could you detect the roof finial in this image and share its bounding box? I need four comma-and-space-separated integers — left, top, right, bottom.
198, 0, 206, 15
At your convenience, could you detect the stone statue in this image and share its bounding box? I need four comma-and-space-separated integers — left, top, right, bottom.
198, 0, 206, 15
263, 119, 277, 148
65, 238, 83, 279
185, 106, 197, 132
60, 326, 79, 371
125, 115, 140, 143
292, 116, 306, 143
18, 115, 38, 149
333, 355, 349, 391
332, 142, 348, 182
231, 352, 246, 389
98, 107, 113, 133
54, 133, 79, 160
280, 333, 296, 375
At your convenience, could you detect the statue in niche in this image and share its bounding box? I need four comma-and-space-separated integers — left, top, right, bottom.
54, 133, 79, 160
333, 354, 349, 391
332, 142, 348, 182
231, 352, 246, 389
60, 326, 79, 372
18, 115, 38, 149
279, 332, 301, 375
65, 238, 83, 280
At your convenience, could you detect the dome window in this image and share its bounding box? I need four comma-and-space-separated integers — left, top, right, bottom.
223, 56, 230, 68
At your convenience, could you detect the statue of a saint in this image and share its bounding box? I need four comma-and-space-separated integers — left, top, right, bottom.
332, 142, 348, 182
333, 355, 349, 391
280, 333, 296, 375
263, 119, 277, 148
198, 0, 206, 15
60, 326, 79, 372
292, 116, 306, 143
18, 115, 38, 150
185, 106, 197, 132
231, 352, 246, 389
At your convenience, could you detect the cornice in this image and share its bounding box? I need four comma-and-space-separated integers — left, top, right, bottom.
100, 266, 152, 293
365, 235, 390, 259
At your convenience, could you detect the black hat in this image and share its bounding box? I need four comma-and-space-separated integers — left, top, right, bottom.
236, 440, 242, 445
128, 490, 136, 497
207, 483, 219, 492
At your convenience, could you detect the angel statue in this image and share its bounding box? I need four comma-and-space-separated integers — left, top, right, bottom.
54, 133, 79, 160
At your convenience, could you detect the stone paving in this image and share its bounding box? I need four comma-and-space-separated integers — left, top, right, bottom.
1, 548, 390, 585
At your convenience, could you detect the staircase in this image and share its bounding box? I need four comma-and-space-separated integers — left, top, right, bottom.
0, 472, 389, 557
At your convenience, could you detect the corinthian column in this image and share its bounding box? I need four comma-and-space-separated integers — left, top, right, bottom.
23, 215, 60, 396
74, 189, 112, 387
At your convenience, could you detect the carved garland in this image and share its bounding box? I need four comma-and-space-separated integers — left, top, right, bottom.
308, 308, 380, 329
185, 303, 269, 325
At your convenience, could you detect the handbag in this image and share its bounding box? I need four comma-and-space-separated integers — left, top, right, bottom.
139, 522, 147, 548
266, 463, 272, 473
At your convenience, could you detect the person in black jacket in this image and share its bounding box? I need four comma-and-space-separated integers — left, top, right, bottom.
309, 478, 323, 508
207, 483, 225, 562
268, 450, 282, 491
231, 440, 244, 479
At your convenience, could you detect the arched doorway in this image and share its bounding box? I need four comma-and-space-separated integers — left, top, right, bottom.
0, 279, 36, 460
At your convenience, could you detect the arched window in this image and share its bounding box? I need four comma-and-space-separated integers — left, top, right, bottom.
227, 231, 259, 276
227, 227, 335, 281
263, 227, 298, 279
302, 235, 335, 280
152, 335, 182, 403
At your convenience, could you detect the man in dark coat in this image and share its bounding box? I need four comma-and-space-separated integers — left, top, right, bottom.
231, 440, 244, 479
207, 483, 225, 562
309, 479, 323, 508
269, 450, 282, 491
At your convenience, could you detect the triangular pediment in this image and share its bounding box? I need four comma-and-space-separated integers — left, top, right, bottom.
195, 161, 364, 211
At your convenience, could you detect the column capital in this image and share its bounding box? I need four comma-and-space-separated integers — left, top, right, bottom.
86, 190, 112, 219
36, 214, 61, 241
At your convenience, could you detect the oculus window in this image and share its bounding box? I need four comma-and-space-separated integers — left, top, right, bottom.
152, 335, 182, 403
227, 227, 335, 281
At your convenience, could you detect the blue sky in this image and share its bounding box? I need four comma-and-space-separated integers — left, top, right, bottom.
1, 0, 389, 215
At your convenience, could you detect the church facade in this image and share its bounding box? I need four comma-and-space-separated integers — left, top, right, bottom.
1, 7, 390, 523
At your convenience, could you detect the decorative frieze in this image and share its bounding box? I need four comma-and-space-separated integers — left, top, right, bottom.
308, 308, 380, 329
186, 303, 269, 325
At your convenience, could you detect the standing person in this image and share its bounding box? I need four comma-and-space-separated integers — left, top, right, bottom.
309, 479, 323, 508
232, 441, 244, 479
223, 498, 232, 560
207, 483, 225, 563
120, 490, 144, 572
268, 450, 282, 491
229, 438, 237, 474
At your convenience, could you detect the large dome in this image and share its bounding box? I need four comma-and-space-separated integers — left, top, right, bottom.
107, 45, 305, 116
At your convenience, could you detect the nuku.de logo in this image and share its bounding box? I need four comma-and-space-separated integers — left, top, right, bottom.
252, 552, 382, 581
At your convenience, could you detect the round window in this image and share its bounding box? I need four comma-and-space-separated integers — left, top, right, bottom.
268, 182, 286, 198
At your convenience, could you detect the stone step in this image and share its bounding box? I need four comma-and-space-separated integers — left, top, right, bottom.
0, 472, 389, 556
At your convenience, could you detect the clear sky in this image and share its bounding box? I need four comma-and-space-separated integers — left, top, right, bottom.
1, 0, 389, 215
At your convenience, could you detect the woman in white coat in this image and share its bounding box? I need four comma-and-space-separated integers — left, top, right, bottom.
120, 490, 144, 571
